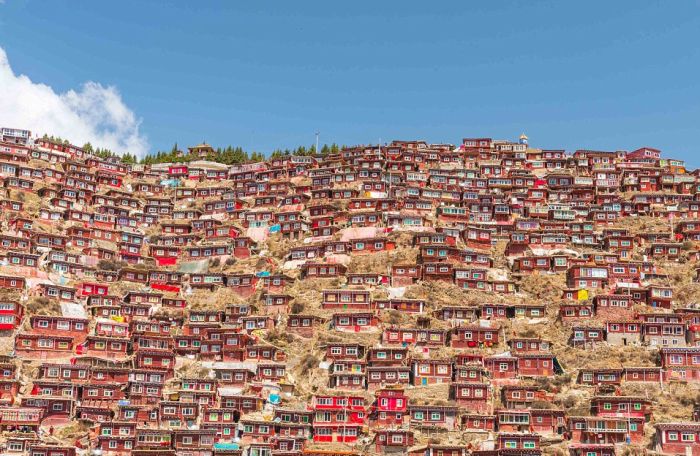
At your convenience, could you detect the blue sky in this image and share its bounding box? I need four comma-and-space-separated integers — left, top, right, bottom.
1, 1, 699, 164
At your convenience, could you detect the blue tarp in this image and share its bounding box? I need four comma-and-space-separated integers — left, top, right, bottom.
160, 179, 181, 187
214, 443, 240, 450
256, 271, 271, 278
269, 224, 281, 233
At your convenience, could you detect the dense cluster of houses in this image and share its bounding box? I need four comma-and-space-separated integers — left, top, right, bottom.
0, 127, 699, 456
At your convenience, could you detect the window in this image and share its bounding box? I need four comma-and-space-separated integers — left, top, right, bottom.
38, 339, 54, 348
681, 433, 695, 442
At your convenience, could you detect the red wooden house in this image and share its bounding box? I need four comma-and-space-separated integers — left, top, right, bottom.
382, 326, 447, 347
0, 300, 23, 332
655, 422, 700, 456
331, 312, 379, 333
496, 433, 541, 452
411, 359, 453, 385
590, 395, 651, 419
450, 382, 490, 412
484, 355, 518, 380
371, 388, 408, 427
374, 429, 414, 453
322, 289, 371, 310
577, 368, 623, 386
568, 415, 645, 444
660, 347, 700, 381
408, 444, 469, 456
451, 323, 500, 348
311, 395, 366, 443
407, 405, 459, 430
516, 353, 557, 377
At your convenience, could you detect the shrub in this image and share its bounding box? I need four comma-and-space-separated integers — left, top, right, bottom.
290, 302, 305, 314
300, 354, 318, 371
97, 259, 123, 271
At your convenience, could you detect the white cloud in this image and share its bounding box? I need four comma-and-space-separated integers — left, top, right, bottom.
0, 46, 149, 157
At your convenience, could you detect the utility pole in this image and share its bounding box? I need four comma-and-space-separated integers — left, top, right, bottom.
380, 138, 390, 196
670, 211, 674, 238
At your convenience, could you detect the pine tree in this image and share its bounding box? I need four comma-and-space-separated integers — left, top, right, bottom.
121, 153, 137, 164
